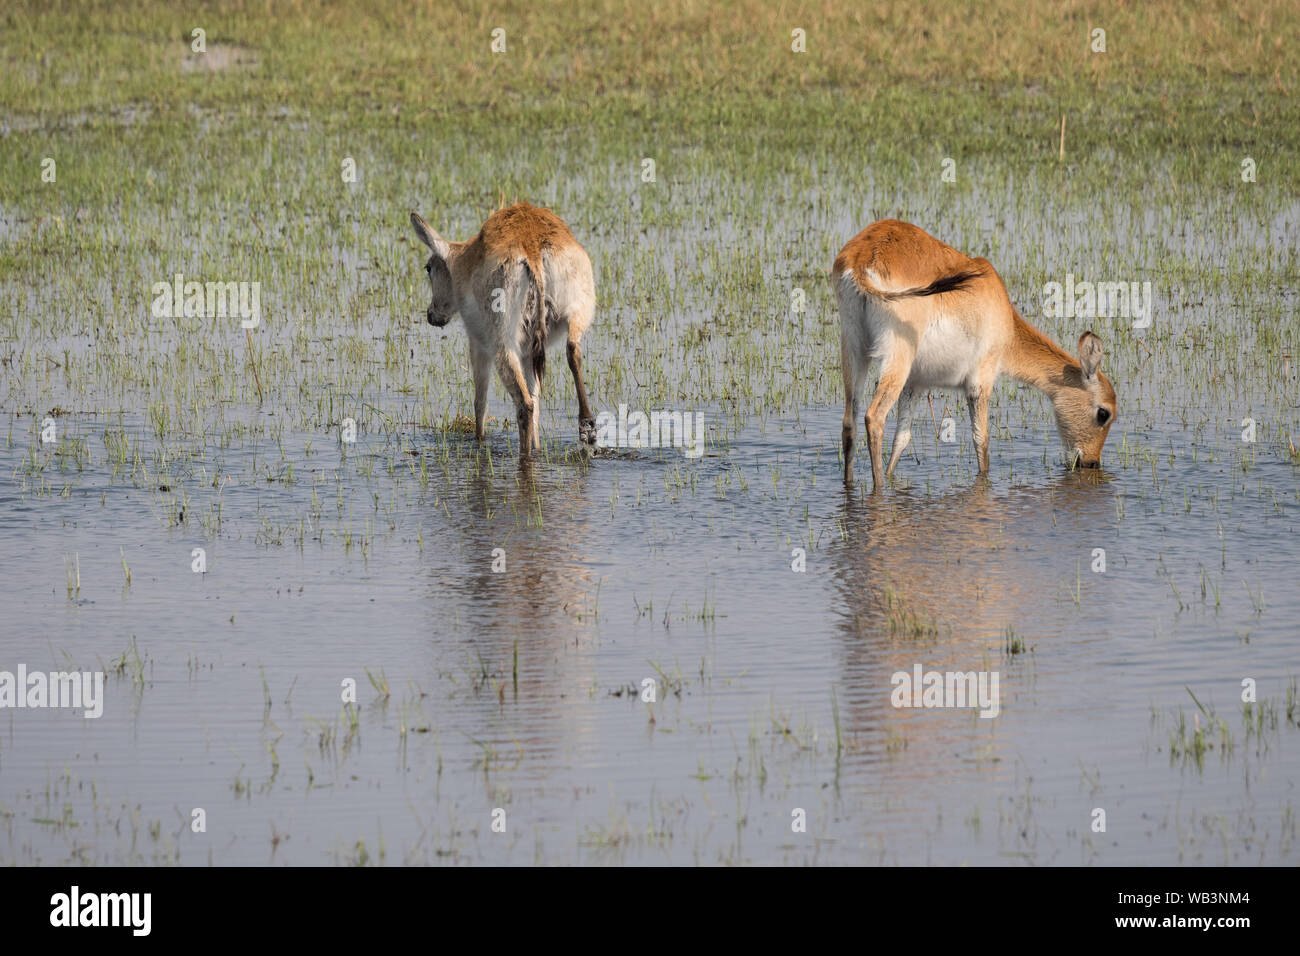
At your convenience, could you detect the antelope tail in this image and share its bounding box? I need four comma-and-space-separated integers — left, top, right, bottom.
875, 267, 986, 301
521, 260, 547, 382
505, 259, 548, 382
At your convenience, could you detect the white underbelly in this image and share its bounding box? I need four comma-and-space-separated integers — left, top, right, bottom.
842, 282, 994, 392
906, 317, 983, 389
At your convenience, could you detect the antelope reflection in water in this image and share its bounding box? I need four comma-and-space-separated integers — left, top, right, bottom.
424, 462, 605, 776
828, 472, 1116, 754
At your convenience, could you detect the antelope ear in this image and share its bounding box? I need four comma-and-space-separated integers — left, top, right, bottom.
410, 211, 450, 260
1078, 331, 1103, 381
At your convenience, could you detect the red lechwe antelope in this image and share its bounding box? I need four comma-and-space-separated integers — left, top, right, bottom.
410, 203, 597, 456
834, 220, 1117, 487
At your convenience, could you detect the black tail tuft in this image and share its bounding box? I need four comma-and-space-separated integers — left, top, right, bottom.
882, 267, 985, 301
523, 262, 547, 382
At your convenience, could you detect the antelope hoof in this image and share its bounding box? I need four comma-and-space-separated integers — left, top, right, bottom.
579, 418, 597, 446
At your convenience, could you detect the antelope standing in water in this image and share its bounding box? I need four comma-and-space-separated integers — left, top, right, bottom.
834, 220, 1117, 488
410, 203, 597, 456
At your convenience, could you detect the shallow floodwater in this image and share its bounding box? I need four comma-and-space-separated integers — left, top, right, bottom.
2, 395, 1297, 865
2, 126, 1298, 863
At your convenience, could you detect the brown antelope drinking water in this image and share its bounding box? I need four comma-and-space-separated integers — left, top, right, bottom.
410, 203, 597, 456
834, 220, 1118, 488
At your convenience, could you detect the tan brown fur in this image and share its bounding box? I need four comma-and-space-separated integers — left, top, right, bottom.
411, 203, 597, 458
833, 220, 1118, 487
833, 219, 976, 296
478, 203, 577, 273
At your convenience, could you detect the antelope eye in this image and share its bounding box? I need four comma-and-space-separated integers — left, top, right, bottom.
1096, 408, 1111, 426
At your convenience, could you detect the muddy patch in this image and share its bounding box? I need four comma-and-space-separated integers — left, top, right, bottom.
181, 43, 258, 74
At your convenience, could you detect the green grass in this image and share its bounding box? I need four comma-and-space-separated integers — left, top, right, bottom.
2, 1, 1296, 162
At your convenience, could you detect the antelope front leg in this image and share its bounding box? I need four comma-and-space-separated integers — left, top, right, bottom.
967, 385, 991, 475
567, 338, 596, 445
885, 388, 918, 477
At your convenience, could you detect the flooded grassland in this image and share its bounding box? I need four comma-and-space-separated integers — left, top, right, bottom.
1, 2, 1298, 864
